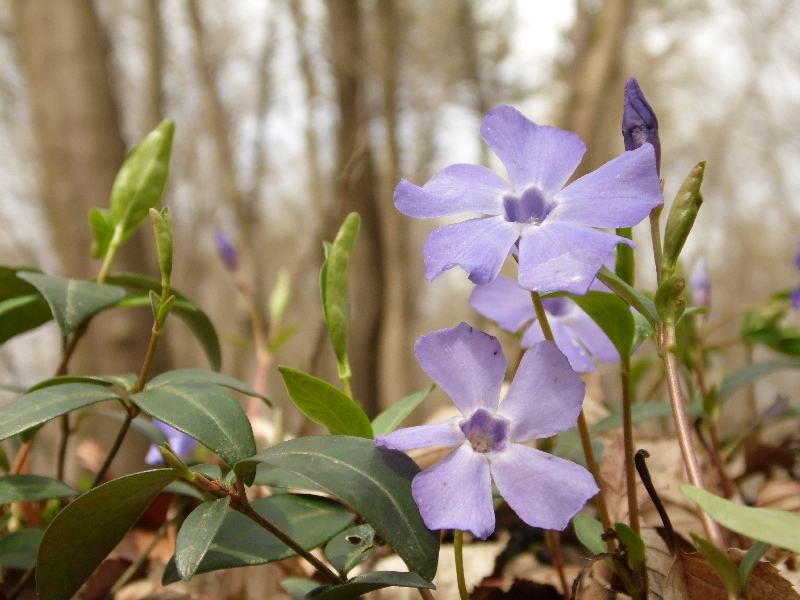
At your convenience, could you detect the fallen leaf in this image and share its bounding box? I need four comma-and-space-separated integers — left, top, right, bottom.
756, 479, 800, 512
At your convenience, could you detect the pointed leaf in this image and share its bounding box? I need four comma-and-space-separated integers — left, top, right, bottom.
17, 272, 126, 334
162, 494, 355, 583
0, 267, 51, 344
691, 532, 742, 599
597, 266, 659, 327
682, 484, 800, 553
278, 367, 372, 438
148, 368, 269, 403
88, 207, 114, 259
573, 513, 607, 555
0, 529, 45, 569
175, 496, 230, 580
372, 385, 434, 436
281, 577, 320, 599
615, 523, 646, 571
36, 469, 177, 600
739, 541, 770, 593
27, 373, 137, 393
235, 436, 440, 581
570, 290, 635, 358
0, 475, 77, 504
325, 524, 377, 576
0, 383, 121, 442
307, 572, 435, 600
253, 464, 326, 491
718, 359, 800, 402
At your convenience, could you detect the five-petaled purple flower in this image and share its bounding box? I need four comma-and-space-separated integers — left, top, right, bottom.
470, 276, 619, 373
376, 323, 599, 538
145, 421, 199, 465
394, 105, 663, 295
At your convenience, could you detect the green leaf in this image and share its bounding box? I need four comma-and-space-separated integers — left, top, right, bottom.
175, 496, 230, 580
631, 310, 654, 353
739, 540, 770, 594
615, 227, 635, 286
682, 485, 800, 553
320, 213, 360, 383
371, 385, 434, 436
281, 577, 321, 600
615, 523, 645, 572
591, 402, 673, 435
278, 367, 372, 439
253, 464, 326, 491
109, 119, 175, 242
0, 383, 121, 442
130, 376, 257, 472
718, 359, 800, 402
150, 207, 173, 282
572, 513, 606, 555
162, 494, 355, 583
0, 475, 77, 503
88, 207, 114, 259
691, 532, 741, 599
147, 369, 269, 403
570, 291, 635, 358
106, 274, 221, 370
0, 529, 45, 569
307, 571, 435, 600
16, 272, 126, 335
163, 480, 205, 501
325, 524, 377, 576
235, 436, 439, 581
27, 373, 137, 393
597, 266, 659, 327
36, 469, 177, 600
0, 267, 51, 344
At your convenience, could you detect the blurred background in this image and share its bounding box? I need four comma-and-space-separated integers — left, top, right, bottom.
1, 0, 800, 440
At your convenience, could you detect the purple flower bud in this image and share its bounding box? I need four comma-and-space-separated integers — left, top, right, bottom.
622, 77, 661, 175
214, 229, 239, 271
689, 257, 711, 309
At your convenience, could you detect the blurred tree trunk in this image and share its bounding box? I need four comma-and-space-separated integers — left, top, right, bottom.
557, 0, 633, 174
143, 0, 165, 130
14, 0, 158, 376
326, 0, 384, 416
457, 0, 491, 166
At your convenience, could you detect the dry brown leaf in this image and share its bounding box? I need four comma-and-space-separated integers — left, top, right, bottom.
756, 479, 800, 512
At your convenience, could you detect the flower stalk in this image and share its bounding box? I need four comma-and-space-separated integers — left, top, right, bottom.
454, 530, 469, 600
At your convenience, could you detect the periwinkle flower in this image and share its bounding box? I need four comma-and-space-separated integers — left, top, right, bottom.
145, 421, 199, 465
622, 77, 661, 174
470, 276, 619, 373
689, 257, 711, 309
376, 323, 598, 538
214, 229, 239, 271
791, 239, 800, 311
395, 105, 663, 295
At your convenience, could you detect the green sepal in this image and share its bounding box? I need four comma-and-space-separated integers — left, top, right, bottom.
662, 161, 704, 280
655, 276, 686, 329
149, 289, 161, 319
159, 443, 197, 483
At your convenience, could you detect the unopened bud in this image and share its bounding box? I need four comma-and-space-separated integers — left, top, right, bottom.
214, 229, 239, 271
689, 257, 711, 309
662, 162, 705, 280
622, 77, 661, 175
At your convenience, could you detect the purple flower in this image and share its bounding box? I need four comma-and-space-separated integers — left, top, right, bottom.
689, 257, 711, 309
791, 239, 800, 310
376, 323, 598, 538
395, 105, 663, 295
214, 229, 239, 271
145, 421, 199, 465
622, 77, 661, 174
470, 276, 619, 372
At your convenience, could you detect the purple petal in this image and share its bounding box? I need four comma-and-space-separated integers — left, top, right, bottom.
394, 165, 510, 218
415, 323, 506, 415
790, 285, 800, 311
376, 418, 464, 451
481, 106, 585, 192
412, 443, 495, 538
497, 340, 585, 442
490, 443, 599, 531
145, 445, 164, 465
469, 276, 535, 332
550, 145, 663, 228
169, 430, 199, 459
549, 319, 597, 373
424, 216, 519, 284
517, 221, 633, 295
520, 322, 546, 348
566, 309, 621, 363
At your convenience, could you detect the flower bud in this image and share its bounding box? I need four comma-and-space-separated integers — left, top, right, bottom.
214, 229, 239, 271
689, 257, 711, 309
622, 77, 661, 175
662, 162, 705, 280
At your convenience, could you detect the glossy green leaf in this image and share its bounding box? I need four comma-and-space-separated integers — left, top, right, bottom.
16, 272, 126, 335
36, 469, 177, 600
147, 369, 268, 402
682, 485, 800, 553
130, 377, 257, 472
739, 540, 770, 594
89, 207, 115, 259
0, 475, 77, 504
0, 383, 121, 442
109, 119, 175, 242
597, 266, 659, 327
278, 367, 372, 439
162, 494, 355, 583
27, 373, 137, 393
320, 213, 360, 383
325, 524, 377, 576
307, 571, 435, 599
572, 513, 606, 554
175, 496, 230, 580
235, 436, 439, 581
718, 359, 800, 402
372, 385, 434, 436
253, 463, 326, 491
0, 267, 51, 344
150, 207, 173, 282
570, 291, 635, 359
0, 529, 44, 569
615, 523, 645, 572
163, 480, 205, 500
691, 532, 741, 599
281, 577, 320, 599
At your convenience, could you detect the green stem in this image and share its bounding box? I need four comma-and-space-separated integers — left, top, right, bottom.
96, 229, 123, 284
341, 375, 353, 399
454, 530, 469, 600
650, 201, 664, 286
620, 355, 639, 534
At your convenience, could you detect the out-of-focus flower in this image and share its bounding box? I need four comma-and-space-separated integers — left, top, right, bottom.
394, 105, 663, 295
214, 229, 239, 271
470, 276, 618, 372
145, 421, 199, 465
622, 77, 661, 174
791, 240, 800, 310
376, 323, 598, 538
689, 257, 711, 309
